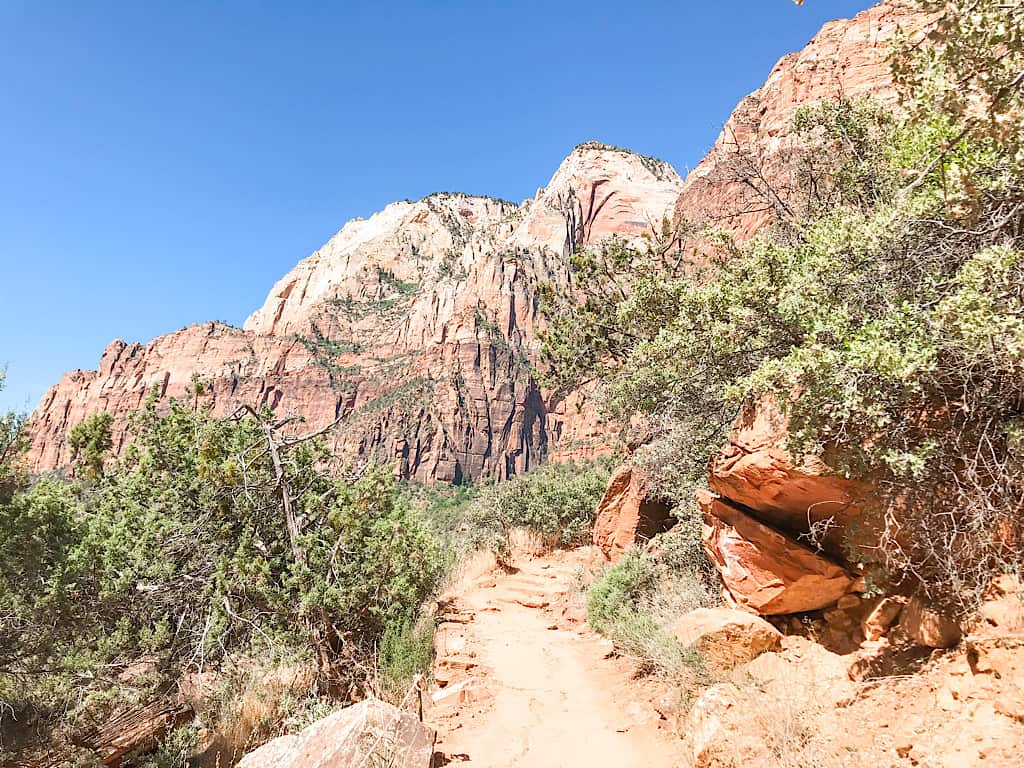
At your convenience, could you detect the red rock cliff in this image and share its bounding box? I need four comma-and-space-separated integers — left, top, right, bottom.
28, 144, 682, 482
29, 3, 928, 488
674, 0, 923, 238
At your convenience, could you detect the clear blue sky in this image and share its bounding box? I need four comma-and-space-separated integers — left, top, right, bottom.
0, 0, 876, 412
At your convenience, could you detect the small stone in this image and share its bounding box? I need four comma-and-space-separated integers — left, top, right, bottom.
863, 596, 907, 642
899, 597, 962, 649
674, 607, 782, 670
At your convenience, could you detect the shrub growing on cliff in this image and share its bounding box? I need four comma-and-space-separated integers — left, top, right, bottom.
544, 0, 1024, 608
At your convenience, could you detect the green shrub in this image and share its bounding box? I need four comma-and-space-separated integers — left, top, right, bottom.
405, 481, 478, 563
586, 549, 659, 635
1, 390, 443, 736
132, 724, 199, 768
587, 545, 713, 680
463, 461, 610, 557
377, 614, 435, 704
67, 412, 113, 480
542, 6, 1024, 607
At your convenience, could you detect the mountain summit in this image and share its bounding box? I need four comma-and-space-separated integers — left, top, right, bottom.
27, 1, 920, 484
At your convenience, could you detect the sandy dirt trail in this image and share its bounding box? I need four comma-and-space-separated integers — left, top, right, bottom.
429, 549, 683, 768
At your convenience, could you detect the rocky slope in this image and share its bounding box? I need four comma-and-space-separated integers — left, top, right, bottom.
674, 0, 925, 238
28, 143, 682, 481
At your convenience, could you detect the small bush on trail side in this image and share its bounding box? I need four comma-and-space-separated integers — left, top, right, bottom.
587, 537, 719, 682
377, 614, 435, 705
462, 461, 611, 559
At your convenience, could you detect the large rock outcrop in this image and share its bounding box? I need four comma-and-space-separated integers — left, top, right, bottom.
28, 3, 932, 488
28, 144, 682, 482
236, 698, 435, 768
698, 490, 857, 615
709, 399, 872, 561
592, 465, 674, 562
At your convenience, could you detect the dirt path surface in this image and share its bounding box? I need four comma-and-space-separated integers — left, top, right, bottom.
428, 548, 683, 768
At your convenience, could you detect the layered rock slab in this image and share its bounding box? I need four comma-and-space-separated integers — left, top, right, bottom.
709, 398, 871, 560
698, 490, 856, 615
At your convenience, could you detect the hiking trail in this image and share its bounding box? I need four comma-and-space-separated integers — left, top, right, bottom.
427, 548, 683, 768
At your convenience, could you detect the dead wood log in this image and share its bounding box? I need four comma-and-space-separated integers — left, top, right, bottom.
28, 700, 194, 768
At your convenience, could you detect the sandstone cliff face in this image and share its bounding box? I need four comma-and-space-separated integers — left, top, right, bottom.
29, 143, 682, 482
29, 2, 928, 487
673, 0, 923, 238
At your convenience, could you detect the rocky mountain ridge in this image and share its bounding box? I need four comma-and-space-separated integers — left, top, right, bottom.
27, 2, 923, 486
28, 143, 683, 481
674, 0, 921, 237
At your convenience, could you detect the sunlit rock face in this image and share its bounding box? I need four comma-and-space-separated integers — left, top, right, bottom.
28, 144, 683, 483
673, 0, 926, 239
29, 2, 931, 485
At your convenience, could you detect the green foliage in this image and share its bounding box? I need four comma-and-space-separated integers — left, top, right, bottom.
0, 381, 27, 503
473, 309, 505, 347
0, 477, 82, 685
296, 329, 365, 358
463, 461, 610, 556
544, 11, 1024, 605
0, 391, 443, 734
67, 412, 113, 479
587, 549, 659, 636
310, 470, 442, 647
893, 0, 1024, 178
131, 724, 200, 768
406, 481, 479, 565
354, 377, 434, 416
377, 615, 435, 704
587, 544, 713, 679
377, 268, 420, 297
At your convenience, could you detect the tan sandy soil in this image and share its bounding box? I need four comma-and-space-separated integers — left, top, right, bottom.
427, 547, 684, 768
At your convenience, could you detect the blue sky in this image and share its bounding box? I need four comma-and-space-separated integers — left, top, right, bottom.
0, 0, 876, 411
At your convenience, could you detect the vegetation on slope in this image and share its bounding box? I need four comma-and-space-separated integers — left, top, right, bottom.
543, 0, 1024, 611
0, 380, 444, 763
0, 365, 611, 764
4, 0, 1023, 761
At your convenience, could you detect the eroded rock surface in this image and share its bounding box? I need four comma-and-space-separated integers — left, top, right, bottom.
698, 490, 856, 615
592, 465, 674, 562
709, 400, 869, 559
28, 145, 682, 482
28, 3, 934, 489
236, 698, 434, 768
673, 607, 782, 671
673, 0, 927, 238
